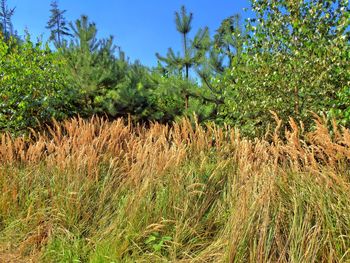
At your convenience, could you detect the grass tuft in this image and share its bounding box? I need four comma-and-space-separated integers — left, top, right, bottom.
1, 117, 350, 262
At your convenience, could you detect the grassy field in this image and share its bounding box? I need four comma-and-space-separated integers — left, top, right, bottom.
0, 116, 350, 262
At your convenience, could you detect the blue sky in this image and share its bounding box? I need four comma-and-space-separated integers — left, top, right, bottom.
10, 0, 251, 66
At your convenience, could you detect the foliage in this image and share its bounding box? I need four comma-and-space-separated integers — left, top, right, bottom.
1, 2, 350, 261
1, 1, 350, 137
213, 14, 245, 68
62, 15, 121, 116
98, 62, 180, 122
157, 6, 211, 110
46, 0, 72, 48
0, 0, 15, 40
62, 15, 195, 123
214, 0, 350, 136
144, 232, 172, 253
0, 37, 77, 132
329, 45, 350, 126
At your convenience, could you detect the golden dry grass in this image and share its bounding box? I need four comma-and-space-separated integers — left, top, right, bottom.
0, 116, 349, 262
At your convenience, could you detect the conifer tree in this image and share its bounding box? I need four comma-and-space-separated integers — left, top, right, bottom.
156, 6, 210, 109
195, 14, 245, 95
62, 15, 122, 111
175, 5, 193, 81
214, 14, 245, 67
0, 0, 15, 40
69, 15, 99, 52
46, 0, 71, 47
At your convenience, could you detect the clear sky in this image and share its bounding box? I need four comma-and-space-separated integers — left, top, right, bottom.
10, 0, 252, 67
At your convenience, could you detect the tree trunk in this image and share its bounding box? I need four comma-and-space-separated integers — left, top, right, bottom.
57, 15, 61, 47
294, 86, 299, 115
183, 32, 189, 110
185, 94, 189, 110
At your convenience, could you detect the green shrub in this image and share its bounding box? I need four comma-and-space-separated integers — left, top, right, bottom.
214, 0, 350, 136
0, 37, 78, 132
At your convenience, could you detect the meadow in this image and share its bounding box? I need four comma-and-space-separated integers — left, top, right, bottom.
0, 115, 349, 262
0, 0, 350, 261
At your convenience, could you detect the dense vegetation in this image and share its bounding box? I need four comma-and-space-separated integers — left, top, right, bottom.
0, 0, 349, 135
1, 117, 350, 262
1, 0, 350, 262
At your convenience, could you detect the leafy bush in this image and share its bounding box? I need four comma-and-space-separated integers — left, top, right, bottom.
0, 37, 77, 132
215, 0, 350, 136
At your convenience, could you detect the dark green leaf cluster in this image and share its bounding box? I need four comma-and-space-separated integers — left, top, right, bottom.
0, 37, 78, 132
60, 15, 188, 123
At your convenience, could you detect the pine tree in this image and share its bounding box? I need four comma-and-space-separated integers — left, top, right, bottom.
175, 5, 193, 81
62, 15, 122, 111
156, 6, 210, 109
195, 14, 245, 93
214, 14, 245, 67
195, 14, 246, 103
46, 0, 71, 47
0, 0, 15, 40
68, 15, 99, 52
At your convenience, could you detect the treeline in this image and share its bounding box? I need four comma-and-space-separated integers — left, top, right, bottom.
0, 0, 349, 136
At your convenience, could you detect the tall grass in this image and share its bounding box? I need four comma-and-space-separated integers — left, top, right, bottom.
0, 116, 349, 262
